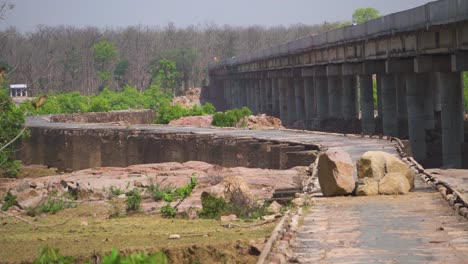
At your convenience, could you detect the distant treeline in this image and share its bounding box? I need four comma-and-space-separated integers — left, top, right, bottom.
0, 22, 344, 96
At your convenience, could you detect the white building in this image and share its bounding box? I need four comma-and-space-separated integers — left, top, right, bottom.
9, 84, 28, 97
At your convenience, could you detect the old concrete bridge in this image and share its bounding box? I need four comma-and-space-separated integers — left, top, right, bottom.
205, 0, 468, 169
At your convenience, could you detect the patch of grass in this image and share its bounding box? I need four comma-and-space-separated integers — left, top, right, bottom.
199, 193, 227, 219
1, 191, 17, 211
157, 177, 198, 218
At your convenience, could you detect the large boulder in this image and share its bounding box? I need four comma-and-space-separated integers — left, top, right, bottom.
317, 150, 355, 197
206, 176, 255, 206
355, 178, 379, 196
357, 151, 414, 189
378, 173, 411, 195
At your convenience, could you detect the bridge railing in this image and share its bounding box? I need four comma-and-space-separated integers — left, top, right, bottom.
208, 0, 468, 71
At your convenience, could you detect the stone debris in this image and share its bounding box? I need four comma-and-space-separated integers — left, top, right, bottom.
245, 114, 284, 130
356, 151, 414, 196
317, 150, 355, 197
220, 214, 238, 222
168, 115, 213, 127
267, 201, 283, 214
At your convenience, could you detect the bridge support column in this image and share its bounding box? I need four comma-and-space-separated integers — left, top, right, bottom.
381, 74, 398, 137
377, 75, 383, 119
265, 79, 272, 114
247, 79, 254, 111
240, 79, 247, 108
254, 79, 260, 114
304, 77, 315, 121
287, 79, 297, 125
260, 79, 267, 113
424, 73, 436, 130
396, 74, 408, 137
440, 72, 464, 168
316, 76, 329, 119
328, 76, 342, 118
433, 73, 442, 112
406, 74, 427, 161
294, 77, 306, 122
342, 75, 358, 119
359, 74, 375, 134
271, 78, 280, 117
279, 79, 288, 124
223, 80, 230, 110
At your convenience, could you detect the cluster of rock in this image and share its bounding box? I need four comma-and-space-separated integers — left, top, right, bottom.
168, 114, 284, 130
315, 150, 414, 197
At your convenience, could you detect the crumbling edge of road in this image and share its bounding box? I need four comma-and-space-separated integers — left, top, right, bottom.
393, 137, 468, 221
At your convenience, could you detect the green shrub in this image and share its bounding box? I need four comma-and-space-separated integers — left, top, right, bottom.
1, 191, 17, 211
109, 186, 125, 196
125, 189, 142, 212
199, 193, 226, 219
27, 196, 76, 216
160, 204, 177, 218
201, 103, 216, 114
102, 248, 168, 264
33, 246, 74, 264
212, 107, 251, 127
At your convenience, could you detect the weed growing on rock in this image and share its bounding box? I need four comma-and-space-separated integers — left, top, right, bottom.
1, 191, 17, 211
212, 107, 252, 127
27, 193, 76, 216
109, 186, 124, 197
125, 189, 142, 213
158, 177, 198, 218
199, 193, 226, 219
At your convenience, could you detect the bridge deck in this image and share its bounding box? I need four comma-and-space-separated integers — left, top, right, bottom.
292, 179, 468, 263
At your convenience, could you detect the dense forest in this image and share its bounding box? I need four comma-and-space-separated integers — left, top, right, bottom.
0, 22, 347, 96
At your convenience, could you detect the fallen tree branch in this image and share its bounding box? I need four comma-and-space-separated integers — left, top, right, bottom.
219, 219, 278, 229
0, 211, 72, 227
0, 125, 27, 152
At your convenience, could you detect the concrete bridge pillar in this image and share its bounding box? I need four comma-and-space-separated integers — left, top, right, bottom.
287, 78, 297, 125
278, 78, 288, 124
424, 73, 436, 130
376, 75, 383, 119
328, 76, 343, 118
239, 79, 247, 108
223, 80, 230, 110
265, 78, 273, 114
259, 79, 266, 113
406, 73, 427, 161
396, 74, 408, 137
316, 76, 329, 119
381, 74, 399, 137
294, 77, 306, 122
432, 73, 442, 112
440, 72, 464, 168
303, 77, 315, 120
342, 75, 358, 119
271, 78, 280, 117
359, 74, 375, 134
254, 79, 260, 114
247, 79, 254, 111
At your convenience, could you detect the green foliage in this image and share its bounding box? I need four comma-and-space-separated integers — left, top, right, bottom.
212, 107, 252, 127
1, 191, 17, 211
27, 195, 76, 216
109, 186, 124, 196
352, 7, 381, 24
151, 58, 178, 95
102, 248, 168, 264
93, 41, 117, 68
154, 103, 217, 124
0, 88, 27, 178
155, 177, 198, 218
33, 247, 167, 264
114, 59, 129, 77
125, 189, 142, 212
33, 246, 74, 264
199, 193, 226, 219
161, 48, 199, 91
160, 204, 177, 218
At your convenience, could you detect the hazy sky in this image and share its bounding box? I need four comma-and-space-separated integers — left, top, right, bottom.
1, 0, 434, 32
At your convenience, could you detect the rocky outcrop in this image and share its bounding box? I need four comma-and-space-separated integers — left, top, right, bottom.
245, 114, 284, 130
168, 115, 213, 127
356, 151, 414, 196
317, 150, 355, 197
